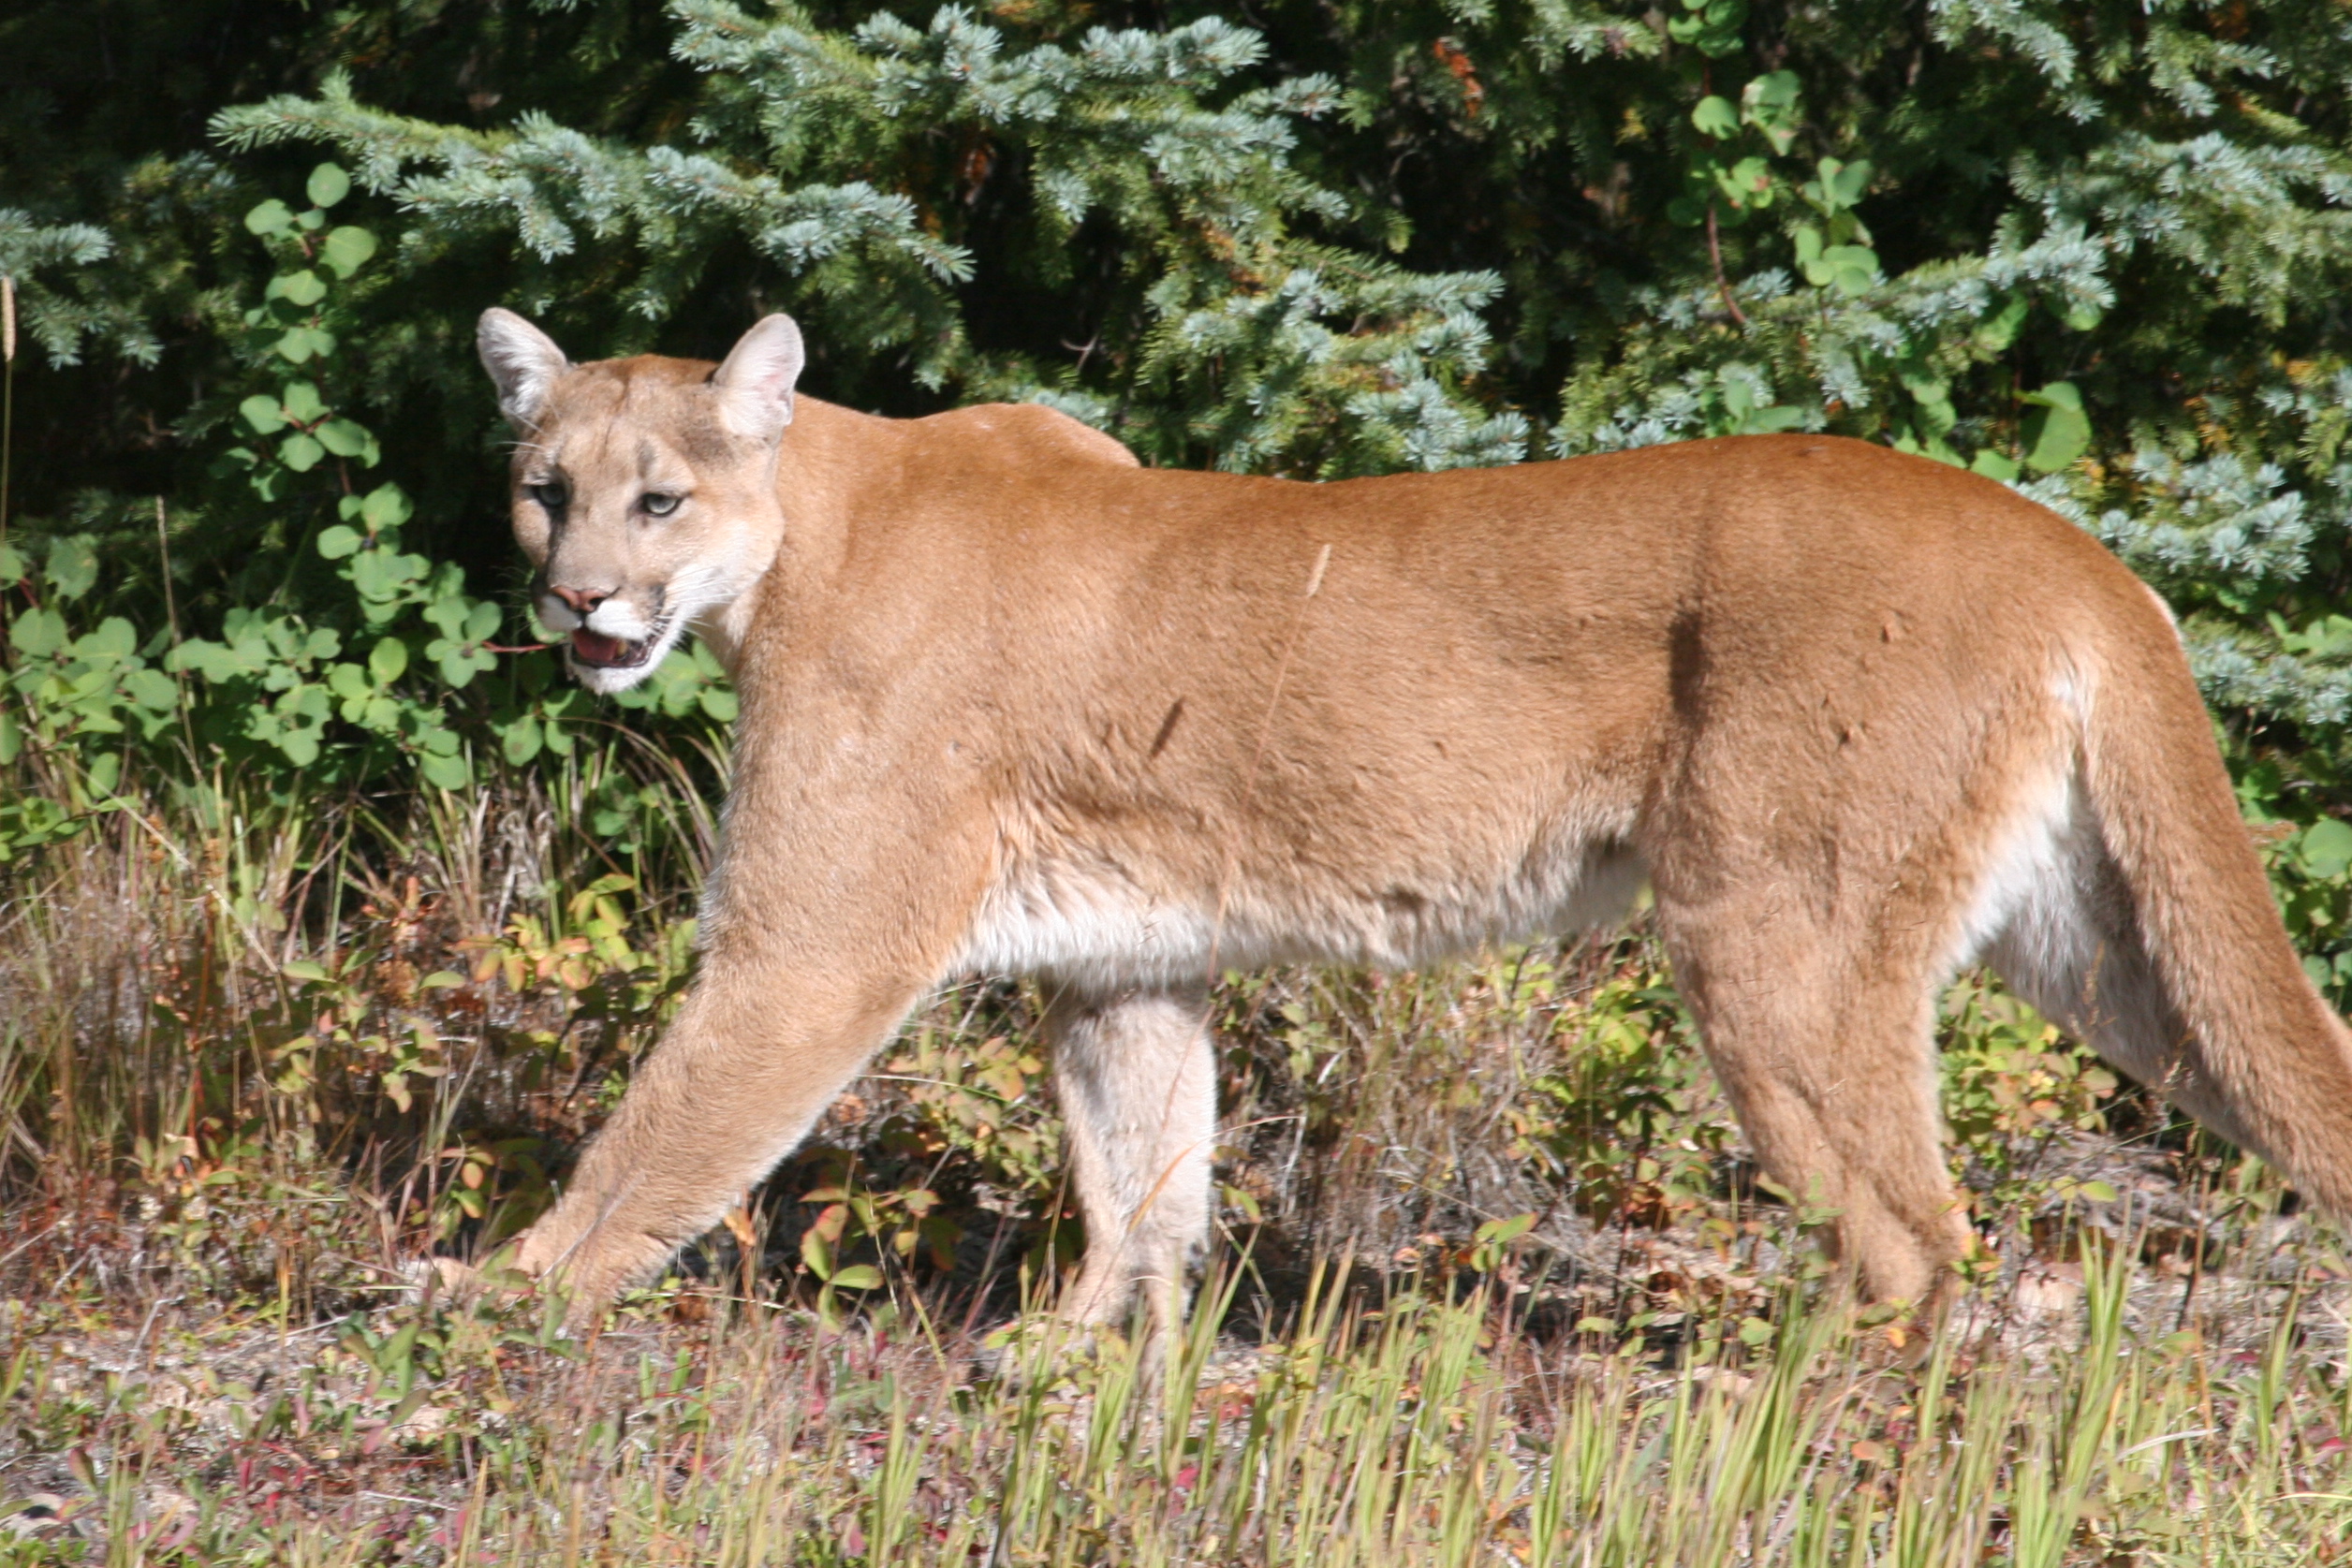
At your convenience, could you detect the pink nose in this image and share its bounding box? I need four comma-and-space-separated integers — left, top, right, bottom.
548, 584, 613, 615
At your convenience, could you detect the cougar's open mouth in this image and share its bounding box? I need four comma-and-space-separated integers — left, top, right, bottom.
568, 623, 662, 670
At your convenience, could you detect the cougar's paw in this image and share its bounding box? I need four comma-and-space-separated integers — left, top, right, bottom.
973, 1314, 1152, 1392
403, 1253, 540, 1311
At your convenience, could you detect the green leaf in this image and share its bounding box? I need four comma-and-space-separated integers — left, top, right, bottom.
369, 637, 409, 685
167, 639, 240, 681
2021, 382, 2091, 474
360, 485, 413, 532
463, 601, 502, 643
281, 381, 328, 423
10, 608, 66, 658
2301, 819, 2352, 882
1691, 95, 1739, 139
2284, 615, 2352, 662
1969, 449, 2021, 483
1476, 1211, 1536, 1247
421, 599, 468, 639
316, 525, 363, 561
267, 271, 327, 308
1821, 244, 1877, 296
279, 432, 326, 472
0, 544, 24, 585
44, 536, 99, 601
1974, 295, 2030, 355
418, 750, 471, 791
1715, 156, 1773, 210
306, 163, 351, 209
829, 1264, 883, 1291
240, 394, 287, 435
1742, 70, 1801, 117
274, 326, 336, 363
321, 226, 378, 278
79, 618, 137, 660
1900, 370, 1955, 434
698, 686, 741, 723
501, 715, 543, 766
124, 667, 179, 713
288, 682, 331, 722
1737, 404, 1806, 434
243, 199, 294, 237
436, 648, 495, 688
316, 418, 373, 458
350, 555, 399, 604
1667, 0, 1746, 55
1740, 71, 1801, 153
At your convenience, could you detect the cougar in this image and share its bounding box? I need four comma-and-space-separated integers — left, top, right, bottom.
468, 305, 2352, 1336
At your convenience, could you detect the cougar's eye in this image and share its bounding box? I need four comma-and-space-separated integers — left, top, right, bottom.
528, 481, 568, 510
639, 491, 683, 518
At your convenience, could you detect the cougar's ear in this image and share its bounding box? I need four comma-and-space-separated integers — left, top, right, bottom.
477, 308, 570, 428
710, 314, 806, 442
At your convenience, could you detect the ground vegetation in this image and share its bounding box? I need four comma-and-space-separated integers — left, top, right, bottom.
4, 0, 2352, 1560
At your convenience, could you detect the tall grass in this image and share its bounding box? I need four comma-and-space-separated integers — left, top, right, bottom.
6, 1245, 2350, 1563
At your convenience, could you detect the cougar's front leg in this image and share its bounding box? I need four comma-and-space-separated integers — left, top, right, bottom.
1044, 983, 1217, 1343
508, 975, 928, 1311
503, 736, 992, 1316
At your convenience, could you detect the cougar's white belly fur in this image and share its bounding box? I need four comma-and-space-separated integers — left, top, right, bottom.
951, 832, 1647, 992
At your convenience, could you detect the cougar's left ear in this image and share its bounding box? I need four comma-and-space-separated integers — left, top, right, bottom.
710, 314, 806, 442
478, 308, 570, 429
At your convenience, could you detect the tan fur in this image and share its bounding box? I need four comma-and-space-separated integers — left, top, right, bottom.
475, 309, 2352, 1329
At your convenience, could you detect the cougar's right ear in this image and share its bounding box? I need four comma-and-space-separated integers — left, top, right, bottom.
478, 308, 570, 428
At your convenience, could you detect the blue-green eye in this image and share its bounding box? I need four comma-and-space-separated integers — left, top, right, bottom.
528, 482, 568, 510
640, 492, 683, 518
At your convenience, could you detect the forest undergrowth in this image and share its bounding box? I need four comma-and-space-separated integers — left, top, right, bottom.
8, 0, 2352, 1558
2, 745, 2350, 1566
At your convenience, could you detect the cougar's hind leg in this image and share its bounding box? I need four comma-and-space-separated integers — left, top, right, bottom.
1659, 901, 1976, 1312
1043, 982, 1218, 1344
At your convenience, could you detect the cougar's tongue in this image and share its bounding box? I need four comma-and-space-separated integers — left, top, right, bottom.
571, 627, 630, 665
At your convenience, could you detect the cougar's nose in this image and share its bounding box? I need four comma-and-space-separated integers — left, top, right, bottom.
548, 583, 614, 616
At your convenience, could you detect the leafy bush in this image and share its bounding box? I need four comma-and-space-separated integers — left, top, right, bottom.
0, 162, 736, 880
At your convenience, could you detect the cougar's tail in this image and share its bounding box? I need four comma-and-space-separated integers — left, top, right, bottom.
2078, 593, 2352, 1215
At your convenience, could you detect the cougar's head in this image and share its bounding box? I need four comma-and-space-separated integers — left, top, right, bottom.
477, 309, 804, 695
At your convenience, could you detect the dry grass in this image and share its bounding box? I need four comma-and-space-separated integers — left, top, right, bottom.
7, 1247, 2352, 1564
3, 760, 2350, 1563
